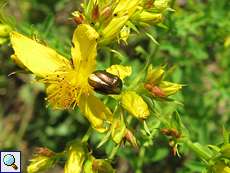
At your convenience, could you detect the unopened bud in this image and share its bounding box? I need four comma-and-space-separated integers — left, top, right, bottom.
92, 4, 100, 21
0, 24, 12, 37
146, 65, 165, 84
64, 140, 87, 173
72, 11, 84, 25
138, 11, 163, 24
159, 81, 182, 96
101, 7, 112, 20
125, 129, 139, 149
119, 25, 130, 44
27, 155, 56, 173
154, 0, 169, 12
101, 15, 129, 44
144, 83, 166, 97
34, 147, 55, 157
0, 37, 7, 45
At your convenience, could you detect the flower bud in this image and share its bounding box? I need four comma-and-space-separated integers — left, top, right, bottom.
154, 0, 169, 12
0, 24, 12, 37
144, 83, 166, 97
136, 11, 163, 25
125, 129, 138, 149
119, 25, 130, 44
27, 155, 56, 173
64, 140, 87, 173
92, 4, 100, 21
113, 0, 140, 17
146, 65, 165, 84
101, 15, 129, 44
0, 37, 7, 45
72, 11, 84, 25
159, 81, 182, 96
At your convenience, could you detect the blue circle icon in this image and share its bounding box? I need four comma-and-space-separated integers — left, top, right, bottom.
3, 154, 18, 170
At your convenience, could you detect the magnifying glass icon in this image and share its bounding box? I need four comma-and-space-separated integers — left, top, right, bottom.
3, 154, 18, 170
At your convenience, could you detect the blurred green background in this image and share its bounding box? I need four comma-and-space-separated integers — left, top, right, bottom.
0, 0, 229, 172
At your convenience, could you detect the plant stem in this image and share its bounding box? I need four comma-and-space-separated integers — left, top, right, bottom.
81, 127, 93, 143
109, 144, 120, 160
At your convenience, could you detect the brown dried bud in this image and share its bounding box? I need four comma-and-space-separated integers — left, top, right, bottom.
145, 0, 154, 9
172, 146, 177, 156
101, 7, 112, 20
161, 128, 181, 138
92, 4, 100, 21
144, 83, 166, 97
125, 129, 139, 149
73, 13, 84, 25
34, 147, 55, 157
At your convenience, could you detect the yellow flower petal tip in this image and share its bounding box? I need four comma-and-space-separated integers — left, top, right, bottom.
106, 64, 132, 80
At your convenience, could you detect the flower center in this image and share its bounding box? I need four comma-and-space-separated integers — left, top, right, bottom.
40, 68, 92, 109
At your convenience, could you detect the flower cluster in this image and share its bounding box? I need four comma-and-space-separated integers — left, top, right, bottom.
7, 0, 185, 172
73, 0, 169, 44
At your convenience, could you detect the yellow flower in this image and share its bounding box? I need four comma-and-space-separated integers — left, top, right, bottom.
10, 24, 112, 132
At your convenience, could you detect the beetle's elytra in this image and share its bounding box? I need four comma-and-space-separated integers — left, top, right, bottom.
88, 70, 122, 95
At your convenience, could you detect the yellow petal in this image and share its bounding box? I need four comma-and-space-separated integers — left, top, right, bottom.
121, 91, 149, 119
11, 54, 28, 70
79, 94, 113, 132
106, 65, 132, 80
71, 24, 99, 73
10, 31, 70, 77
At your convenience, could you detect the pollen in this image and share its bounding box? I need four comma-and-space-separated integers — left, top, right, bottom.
40, 67, 92, 109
